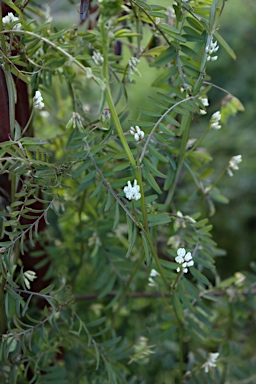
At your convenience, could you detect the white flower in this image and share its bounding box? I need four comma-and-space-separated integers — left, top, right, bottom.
227, 155, 242, 177
33, 90, 44, 110
123, 179, 141, 201
2, 12, 22, 30
199, 96, 209, 115
148, 269, 160, 285
200, 97, 209, 107
206, 38, 219, 61
202, 352, 219, 373
175, 248, 194, 273
150, 269, 160, 277
175, 247, 186, 264
130, 126, 144, 141
206, 40, 219, 54
210, 111, 221, 130
92, 50, 104, 66
24, 270, 37, 289
184, 252, 192, 261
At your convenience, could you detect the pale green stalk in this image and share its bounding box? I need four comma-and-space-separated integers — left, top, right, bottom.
100, 19, 148, 231
100, 18, 170, 296
164, 114, 192, 208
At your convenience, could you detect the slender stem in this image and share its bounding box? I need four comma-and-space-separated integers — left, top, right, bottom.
140, 96, 196, 163
0, 30, 104, 88
0, 6, 14, 330
21, 109, 34, 138
0, 10, 16, 138
189, 125, 211, 153
129, 0, 141, 58
85, 142, 139, 226
205, 164, 229, 194
163, 114, 191, 208
0, 275, 6, 334
203, 81, 232, 96
101, 20, 149, 232
143, 231, 169, 290
221, 301, 233, 384
0, 1, 7, 55
172, 294, 184, 380
113, 252, 145, 322
132, 0, 171, 46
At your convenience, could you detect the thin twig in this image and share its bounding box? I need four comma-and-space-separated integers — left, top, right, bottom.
139, 95, 198, 162
84, 141, 139, 226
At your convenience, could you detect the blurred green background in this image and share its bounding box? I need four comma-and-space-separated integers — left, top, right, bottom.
45, 0, 256, 277
206, 0, 256, 277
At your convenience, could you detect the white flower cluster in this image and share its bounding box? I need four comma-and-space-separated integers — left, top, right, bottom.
227, 155, 242, 177
130, 125, 144, 141
123, 180, 141, 201
202, 352, 219, 373
206, 38, 219, 61
92, 51, 104, 66
24, 270, 37, 290
33, 90, 44, 110
148, 269, 160, 287
210, 111, 221, 130
2, 12, 22, 30
199, 96, 209, 115
175, 248, 194, 273
128, 57, 140, 76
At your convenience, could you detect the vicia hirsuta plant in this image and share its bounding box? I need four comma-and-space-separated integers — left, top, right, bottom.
0, 1, 251, 383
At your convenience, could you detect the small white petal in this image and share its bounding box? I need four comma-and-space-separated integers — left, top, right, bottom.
184, 252, 192, 261
150, 269, 159, 277
148, 277, 156, 287
212, 111, 221, 121
200, 97, 209, 107
177, 248, 186, 257
175, 255, 184, 264
187, 260, 194, 267
134, 192, 141, 200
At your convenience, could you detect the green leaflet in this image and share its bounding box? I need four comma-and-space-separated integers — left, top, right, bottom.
142, 168, 162, 194
215, 31, 236, 60
173, 293, 185, 323
76, 170, 96, 194
143, 158, 167, 179
190, 267, 210, 286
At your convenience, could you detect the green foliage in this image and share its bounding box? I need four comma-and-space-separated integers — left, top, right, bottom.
0, 0, 254, 383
